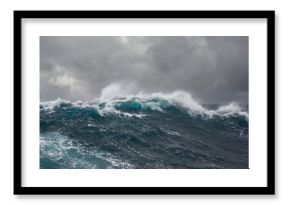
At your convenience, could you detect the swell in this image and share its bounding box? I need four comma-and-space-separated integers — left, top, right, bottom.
40, 91, 248, 169
40, 91, 248, 120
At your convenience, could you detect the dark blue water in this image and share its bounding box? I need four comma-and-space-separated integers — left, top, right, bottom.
40, 95, 248, 169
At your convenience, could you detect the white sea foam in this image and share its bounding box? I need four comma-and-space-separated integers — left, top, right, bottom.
96, 84, 247, 118
149, 91, 211, 116
99, 82, 136, 102
40, 132, 133, 169
97, 103, 146, 118
98, 84, 210, 116
40, 98, 70, 112
142, 101, 164, 112
40, 84, 248, 119
216, 103, 249, 119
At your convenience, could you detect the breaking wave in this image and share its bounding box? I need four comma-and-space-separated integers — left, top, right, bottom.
40, 88, 248, 169
40, 90, 248, 120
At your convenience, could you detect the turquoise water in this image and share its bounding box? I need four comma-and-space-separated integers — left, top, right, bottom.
40, 96, 248, 169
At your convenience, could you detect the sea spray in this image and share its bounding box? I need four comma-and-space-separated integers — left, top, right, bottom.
40, 90, 248, 169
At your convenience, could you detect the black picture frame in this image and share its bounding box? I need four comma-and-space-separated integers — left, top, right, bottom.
14, 10, 275, 195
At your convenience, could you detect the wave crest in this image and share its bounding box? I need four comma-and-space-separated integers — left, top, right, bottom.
216, 102, 249, 119
41, 87, 248, 119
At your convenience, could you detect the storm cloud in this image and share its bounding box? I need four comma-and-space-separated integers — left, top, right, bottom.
40, 36, 248, 104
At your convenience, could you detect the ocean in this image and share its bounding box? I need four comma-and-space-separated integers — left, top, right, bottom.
40, 91, 248, 169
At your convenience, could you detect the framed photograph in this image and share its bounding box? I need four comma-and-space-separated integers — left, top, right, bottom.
14, 10, 275, 195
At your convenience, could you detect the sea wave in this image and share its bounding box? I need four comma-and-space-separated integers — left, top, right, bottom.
40, 91, 248, 119
40, 87, 248, 169
40, 132, 133, 169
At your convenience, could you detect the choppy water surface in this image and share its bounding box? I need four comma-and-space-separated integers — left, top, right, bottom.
40, 91, 248, 169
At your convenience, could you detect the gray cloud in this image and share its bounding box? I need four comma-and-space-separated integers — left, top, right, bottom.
40, 36, 248, 104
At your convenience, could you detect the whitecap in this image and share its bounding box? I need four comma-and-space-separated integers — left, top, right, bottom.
40, 84, 248, 119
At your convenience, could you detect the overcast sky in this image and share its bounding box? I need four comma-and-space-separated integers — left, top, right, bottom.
40, 36, 248, 104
